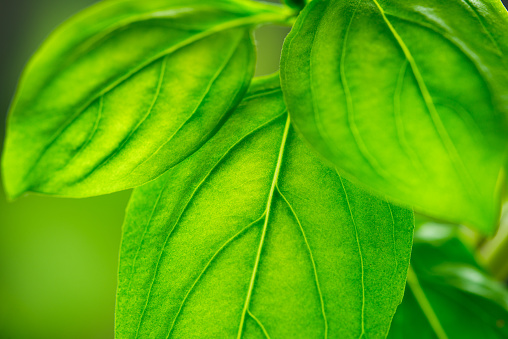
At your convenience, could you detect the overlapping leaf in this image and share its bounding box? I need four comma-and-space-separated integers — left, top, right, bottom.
281, 0, 508, 233
116, 76, 414, 338
2, 0, 290, 198
389, 223, 508, 338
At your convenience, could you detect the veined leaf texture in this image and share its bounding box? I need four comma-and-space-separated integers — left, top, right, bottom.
116, 76, 414, 338
2, 0, 290, 198
281, 0, 508, 234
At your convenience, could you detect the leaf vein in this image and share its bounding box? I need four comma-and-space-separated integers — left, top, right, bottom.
385, 10, 501, 124
165, 215, 266, 338
277, 186, 328, 339
370, 0, 478, 198
462, 0, 503, 56
125, 175, 170, 296
21, 13, 273, 185
248, 309, 272, 339
237, 114, 291, 339
124, 32, 245, 177
393, 60, 424, 171
338, 173, 365, 339
64, 95, 104, 168
340, 0, 392, 181
308, 0, 333, 153
133, 111, 286, 338
80, 55, 168, 178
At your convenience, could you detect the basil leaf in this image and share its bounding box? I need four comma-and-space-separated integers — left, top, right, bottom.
2, 0, 289, 199
116, 75, 414, 338
280, 0, 508, 234
389, 223, 508, 338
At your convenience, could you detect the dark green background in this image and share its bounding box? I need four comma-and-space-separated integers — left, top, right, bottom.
1, 0, 507, 338
0, 0, 287, 337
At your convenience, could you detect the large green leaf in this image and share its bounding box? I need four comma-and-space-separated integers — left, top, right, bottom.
388, 223, 508, 339
2, 0, 290, 199
116, 75, 414, 338
281, 0, 508, 234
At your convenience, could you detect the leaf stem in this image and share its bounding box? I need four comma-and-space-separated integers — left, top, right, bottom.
406, 266, 449, 339
482, 215, 508, 281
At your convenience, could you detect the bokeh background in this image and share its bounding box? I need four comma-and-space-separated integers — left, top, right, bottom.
0, 0, 288, 338
2, 0, 508, 338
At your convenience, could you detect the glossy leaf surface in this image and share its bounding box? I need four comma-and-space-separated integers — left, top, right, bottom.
389, 223, 508, 338
2, 0, 288, 198
116, 76, 414, 338
281, 0, 508, 234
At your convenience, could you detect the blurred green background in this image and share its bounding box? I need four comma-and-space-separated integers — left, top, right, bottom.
0, 0, 288, 338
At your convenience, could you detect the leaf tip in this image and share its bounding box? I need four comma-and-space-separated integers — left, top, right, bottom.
1, 159, 29, 202
2, 179, 28, 202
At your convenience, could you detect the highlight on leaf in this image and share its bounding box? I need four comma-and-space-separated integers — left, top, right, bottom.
281, 0, 508, 234
2, 0, 291, 198
116, 75, 414, 338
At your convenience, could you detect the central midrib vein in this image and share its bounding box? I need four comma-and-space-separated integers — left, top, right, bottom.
237, 114, 291, 339
370, 0, 477, 199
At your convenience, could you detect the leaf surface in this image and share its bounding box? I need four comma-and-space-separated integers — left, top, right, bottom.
2, 0, 289, 198
281, 0, 508, 234
389, 223, 508, 339
116, 75, 414, 338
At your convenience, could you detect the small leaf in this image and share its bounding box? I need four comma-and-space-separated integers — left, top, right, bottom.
2, 0, 289, 198
388, 223, 508, 338
116, 75, 414, 338
281, 0, 508, 234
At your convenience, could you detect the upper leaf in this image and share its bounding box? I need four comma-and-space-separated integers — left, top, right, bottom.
2, 0, 289, 199
389, 223, 508, 338
116, 75, 414, 338
281, 0, 508, 234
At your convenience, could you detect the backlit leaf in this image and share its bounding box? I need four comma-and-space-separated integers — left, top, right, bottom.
2, 0, 289, 198
281, 0, 508, 234
116, 75, 414, 338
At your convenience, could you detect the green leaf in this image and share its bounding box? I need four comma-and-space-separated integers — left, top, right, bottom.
116, 75, 414, 338
280, 0, 508, 234
388, 223, 508, 339
2, 0, 290, 199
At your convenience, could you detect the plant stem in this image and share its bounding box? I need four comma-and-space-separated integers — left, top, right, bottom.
482, 216, 508, 281
406, 266, 449, 339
